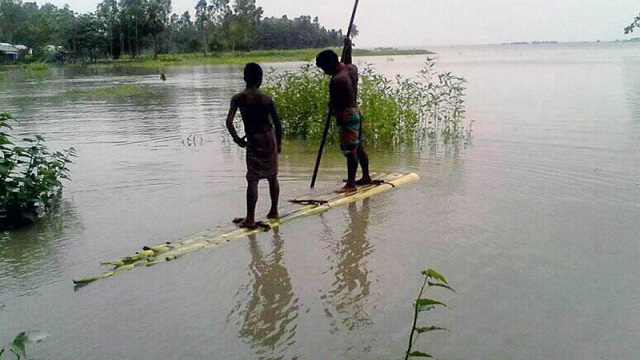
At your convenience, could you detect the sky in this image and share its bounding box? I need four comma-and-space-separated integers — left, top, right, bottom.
42, 0, 640, 48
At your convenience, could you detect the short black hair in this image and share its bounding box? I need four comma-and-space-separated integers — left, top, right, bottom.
316, 50, 339, 68
244, 62, 263, 86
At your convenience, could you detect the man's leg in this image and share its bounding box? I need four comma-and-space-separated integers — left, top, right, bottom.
338, 152, 359, 192
355, 144, 372, 185
355, 116, 372, 185
267, 175, 279, 219
240, 178, 259, 228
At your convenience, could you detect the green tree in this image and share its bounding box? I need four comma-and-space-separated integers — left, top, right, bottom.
119, 0, 145, 58
256, 15, 342, 50
96, 0, 120, 58
208, 0, 230, 53
68, 13, 104, 63
146, 0, 171, 59
0, 0, 346, 60
229, 0, 262, 51
168, 11, 199, 53
625, 13, 640, 34
0, 0, 22, 43
195, 0, 211, 56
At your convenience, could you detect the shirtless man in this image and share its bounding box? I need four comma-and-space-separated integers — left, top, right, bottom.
226, 63, 282, 229
316, 38, 371, 192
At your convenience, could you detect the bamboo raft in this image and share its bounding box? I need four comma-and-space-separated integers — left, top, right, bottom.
73, 172, 419, 286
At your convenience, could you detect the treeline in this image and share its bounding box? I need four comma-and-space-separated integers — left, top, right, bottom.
0, 0, 344, 63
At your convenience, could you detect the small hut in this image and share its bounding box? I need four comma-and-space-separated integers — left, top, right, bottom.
0, 43, 19, 61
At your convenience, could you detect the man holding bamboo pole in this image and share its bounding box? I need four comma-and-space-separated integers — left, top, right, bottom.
315, 37, 372, 193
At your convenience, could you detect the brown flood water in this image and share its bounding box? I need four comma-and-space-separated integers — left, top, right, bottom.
1, 42, 640, 359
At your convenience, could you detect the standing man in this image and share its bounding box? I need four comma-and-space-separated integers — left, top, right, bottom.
226, 63, 282, 229
316, 38, 371, 193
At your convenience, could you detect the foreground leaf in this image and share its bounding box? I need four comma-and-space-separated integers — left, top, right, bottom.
427, 281, 456, 293
416, 326, 447, 333
416, 298, 446, 312
408, 350, 434, 358
11, 332, 28, 359
422, 269, 447, 284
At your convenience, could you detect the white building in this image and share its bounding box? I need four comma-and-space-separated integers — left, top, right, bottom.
0, 43, 29, 61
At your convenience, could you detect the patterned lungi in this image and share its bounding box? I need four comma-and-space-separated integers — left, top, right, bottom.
335, 111, 363, 156
246, 128, 278, 181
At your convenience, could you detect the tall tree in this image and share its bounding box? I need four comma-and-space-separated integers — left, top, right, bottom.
96, 0, 120, 58
195, 0, 211, 56
0, 0, 22, 43
208, 0, 230, 52
230, 0, 262, 51
119, 0, 145, 57
625, 13, 640, 34
146, 0, 171, 59
168, 10, 199, 53
70, 13, 104, 63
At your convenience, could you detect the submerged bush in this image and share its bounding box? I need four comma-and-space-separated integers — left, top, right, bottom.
263, 57, 470, 146
0, 113, 76, 229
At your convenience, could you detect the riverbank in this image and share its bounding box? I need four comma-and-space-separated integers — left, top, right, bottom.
0, 48, 432, 71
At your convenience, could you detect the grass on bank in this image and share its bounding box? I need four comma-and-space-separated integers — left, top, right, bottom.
1, 48, 433, 70
93, 48, 433, 68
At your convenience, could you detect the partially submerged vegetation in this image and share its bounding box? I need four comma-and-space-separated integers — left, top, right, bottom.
63, 84, 164, 100
0, 331, 47, 360
0, 113, 75, 229
264, 57, 470, 147
405, 269, 455, 359
0, 332, 27, 360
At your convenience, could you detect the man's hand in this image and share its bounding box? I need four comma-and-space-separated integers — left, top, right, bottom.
341, 36, 353, 64
343, 36, 352, 48
234, 136, 247, 148
277, 143, 282, 154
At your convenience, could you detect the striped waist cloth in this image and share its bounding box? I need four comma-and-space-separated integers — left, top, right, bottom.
333, 107, 360, 118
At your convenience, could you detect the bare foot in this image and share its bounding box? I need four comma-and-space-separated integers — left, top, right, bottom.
237, 218, 258, 229
267, 211, 279, 219
335, 184, 357, 193
355, 177, 373, 186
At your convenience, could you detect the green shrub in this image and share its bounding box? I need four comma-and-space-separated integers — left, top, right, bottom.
0, 113, 76, 229
263, 57, 470, 147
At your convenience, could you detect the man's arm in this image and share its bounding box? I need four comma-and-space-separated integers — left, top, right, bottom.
225, 97, 246, 147
340, 37, 352, 65
269, 100, 282, 153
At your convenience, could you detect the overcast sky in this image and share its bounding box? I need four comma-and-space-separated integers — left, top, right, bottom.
42, 0, 639, 47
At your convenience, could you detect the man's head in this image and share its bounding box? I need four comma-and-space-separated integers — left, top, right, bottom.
316, 50, 339, 75
244, 62, 263, 87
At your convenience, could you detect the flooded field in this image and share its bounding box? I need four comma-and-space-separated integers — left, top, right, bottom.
1, 41, 639, 359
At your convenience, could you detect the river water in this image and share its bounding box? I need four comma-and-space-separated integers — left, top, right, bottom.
1, 42, 639, 359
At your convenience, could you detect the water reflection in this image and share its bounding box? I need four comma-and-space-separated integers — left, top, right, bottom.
228, 230, 299, 359
0, 201, 82, 296
623, 60, 640, 124
321, 198, 373, 332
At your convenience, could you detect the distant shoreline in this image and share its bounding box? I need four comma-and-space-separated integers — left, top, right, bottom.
500, 38, 640, 45
1, 48, 433, 71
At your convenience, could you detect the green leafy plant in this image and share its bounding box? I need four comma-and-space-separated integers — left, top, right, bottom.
263, 57, 470, 147
0, 113, 76, 229
0, 332, 28, 360
405, 269, 455, 359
